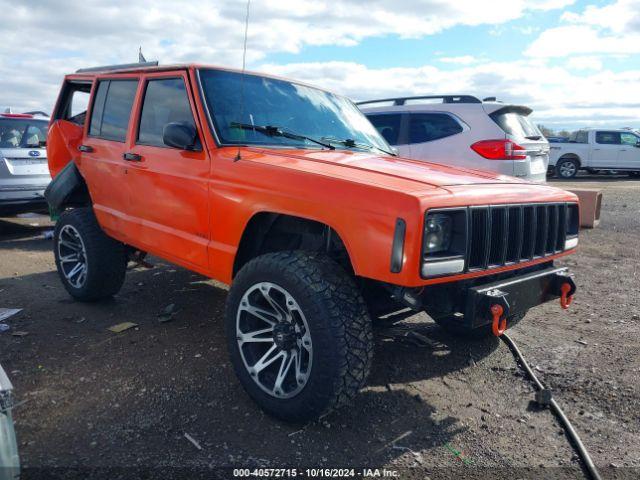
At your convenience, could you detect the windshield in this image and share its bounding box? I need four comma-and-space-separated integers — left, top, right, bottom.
199, 69, 391, 153
0, 118, 48, 149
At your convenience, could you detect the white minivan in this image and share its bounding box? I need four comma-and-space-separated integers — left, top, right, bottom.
359, 95, 550, 182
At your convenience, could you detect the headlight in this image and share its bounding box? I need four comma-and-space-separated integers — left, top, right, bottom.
421, 209, 467, 278
424, 214, 452, 253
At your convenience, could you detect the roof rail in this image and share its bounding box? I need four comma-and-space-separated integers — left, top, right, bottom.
356, 95, 482, 107
76, 61, 159, 73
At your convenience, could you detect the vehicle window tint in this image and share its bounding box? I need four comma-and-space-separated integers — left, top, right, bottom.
0, 119, 49, 148
572, 130, 588, 143
138, 78, 195, 147
89, 82, 108, 136
366, 114, 402, 145
89, 80, 138, 142
490, 110, 541, 139
620, 132, 639, 146
595, 131, 621, 145
408, 113, 463, 143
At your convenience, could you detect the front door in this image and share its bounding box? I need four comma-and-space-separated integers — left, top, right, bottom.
619, 132, 640, 169
591, 131, 621, 168
123, 72, 210, 271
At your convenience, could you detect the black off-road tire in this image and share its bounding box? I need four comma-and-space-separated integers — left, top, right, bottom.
54, 207, 127, 301
433, 311, 527, 340
555, 158, 579, 179
225, 251, 374, 423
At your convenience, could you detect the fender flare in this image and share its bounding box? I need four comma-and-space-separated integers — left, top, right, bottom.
44, 161, 89, 214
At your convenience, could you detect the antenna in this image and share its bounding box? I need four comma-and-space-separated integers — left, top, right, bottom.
138, 46, 146, 63
235, 0, 251, 162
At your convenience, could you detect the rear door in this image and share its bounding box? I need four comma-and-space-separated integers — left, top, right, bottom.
124, 71, 210, 270
405, 112, 465, 164
619, 132, 640, 169
591, 131, 621, 168
79, 76, 140, 239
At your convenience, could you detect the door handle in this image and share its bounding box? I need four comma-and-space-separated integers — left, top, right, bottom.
78, 145, 93, 153
593, 148, 600, 151
123, 152, 142, 162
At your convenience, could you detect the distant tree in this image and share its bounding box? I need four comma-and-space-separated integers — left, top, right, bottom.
537, 124, 555, 137
557, 129, 572, 138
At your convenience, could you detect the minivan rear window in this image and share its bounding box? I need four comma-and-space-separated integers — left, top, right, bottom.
367, 114, 402, 145
89, 80, 138, 142
490, 108, 542, 139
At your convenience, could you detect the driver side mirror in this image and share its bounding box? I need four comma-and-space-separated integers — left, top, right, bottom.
163, 122, 197, 150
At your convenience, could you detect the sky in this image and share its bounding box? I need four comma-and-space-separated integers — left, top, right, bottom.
1, 0, 639, 131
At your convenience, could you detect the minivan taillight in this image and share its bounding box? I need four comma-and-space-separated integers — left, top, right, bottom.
471, 139, 527, 160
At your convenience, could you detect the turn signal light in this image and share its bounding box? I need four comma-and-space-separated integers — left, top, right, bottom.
471, 139, 527, 160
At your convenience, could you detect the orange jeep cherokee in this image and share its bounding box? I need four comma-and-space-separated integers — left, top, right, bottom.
45, 63, 579, 422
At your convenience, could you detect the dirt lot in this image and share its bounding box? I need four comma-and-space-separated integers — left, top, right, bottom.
1, 176, 639, 479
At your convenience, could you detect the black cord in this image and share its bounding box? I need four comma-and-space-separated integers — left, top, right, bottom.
500, 333, 603, 480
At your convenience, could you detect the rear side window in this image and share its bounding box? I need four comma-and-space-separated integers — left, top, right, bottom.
595, 131, 621, 145
570, 130, 589, 143
490, 110, 541, 139
89, 80, 138, 142
137, 78, 195, 147
408, 113, 463, 143
367, 114, 402, 145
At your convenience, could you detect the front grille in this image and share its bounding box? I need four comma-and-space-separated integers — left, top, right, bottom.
467, 203, 572, 270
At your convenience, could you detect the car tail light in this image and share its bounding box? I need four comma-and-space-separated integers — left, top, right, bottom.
471, 139, 527, 160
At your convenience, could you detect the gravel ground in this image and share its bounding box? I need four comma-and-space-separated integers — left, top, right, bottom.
0, 175, 639, 479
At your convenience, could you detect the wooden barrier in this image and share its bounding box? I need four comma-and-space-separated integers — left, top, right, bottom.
567, 188, 602, 229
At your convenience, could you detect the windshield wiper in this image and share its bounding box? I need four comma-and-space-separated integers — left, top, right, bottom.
230, 122, 335, 150
321, 136, 397, 156
525, 135, 542, 140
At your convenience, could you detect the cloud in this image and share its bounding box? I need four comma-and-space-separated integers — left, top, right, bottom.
567, 56, 603, 70
0, 0, 574, 112
526, 0, 640, 57
260, 60, 640, 128
438, 55, 480, 65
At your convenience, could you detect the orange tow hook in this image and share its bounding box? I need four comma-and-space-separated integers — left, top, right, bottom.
491, 304, 507, 337
560, 282, 574, 310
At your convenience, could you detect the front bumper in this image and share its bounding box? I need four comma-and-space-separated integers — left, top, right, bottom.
465, 266, 576, 329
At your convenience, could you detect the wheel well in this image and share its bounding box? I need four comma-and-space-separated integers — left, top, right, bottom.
44, 161, 92, 214
233, 213, 353, 277
558, 154, 581, 166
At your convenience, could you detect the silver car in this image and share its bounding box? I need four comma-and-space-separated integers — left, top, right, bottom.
0, 364, 19, 480
0, 112, 50, 216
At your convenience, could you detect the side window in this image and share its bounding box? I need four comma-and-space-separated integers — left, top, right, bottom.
89, 80, 138, 142
137, 78, 196, 147
574, 131, 588, 143
620, 132, 639, 146
366, 114, 402, 146
55, 82, 91, 126
408, 113, 463, 144
595, 131, 621, 145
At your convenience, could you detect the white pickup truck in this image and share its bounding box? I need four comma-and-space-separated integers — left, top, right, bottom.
549, 128, 640, 178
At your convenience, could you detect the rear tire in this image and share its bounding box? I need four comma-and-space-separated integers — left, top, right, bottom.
628, 172, 640, 179
54, 208, 127, 301
434, 311, 527, 339
225, 251, 374, 423
555, 158, 579, 179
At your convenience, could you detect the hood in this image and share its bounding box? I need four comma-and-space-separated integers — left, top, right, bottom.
244, 147, 528, 191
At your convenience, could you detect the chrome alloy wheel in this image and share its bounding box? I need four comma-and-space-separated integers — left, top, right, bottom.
236, 282, 313, 399
559, 161, 577, 178
57, 224, 88, 289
